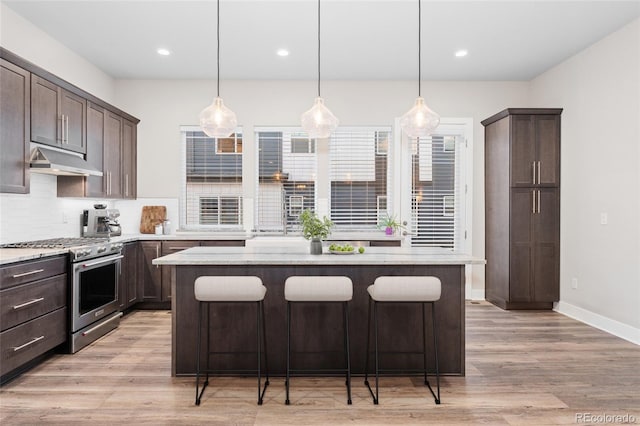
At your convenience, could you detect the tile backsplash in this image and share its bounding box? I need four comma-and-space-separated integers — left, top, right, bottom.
0, 173, 178, 244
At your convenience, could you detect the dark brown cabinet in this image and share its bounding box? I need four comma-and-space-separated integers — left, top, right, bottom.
0, 59, 30, 194
85, 102, 106, 197
31, 75, 86, 154
139, 241, 163, 304
118, 242, 139, 311
104, 111, 123, 198
0, 256, 67, 383
122, 119, 137, 199
483, 108, 562, 310
160, 241, 200, 302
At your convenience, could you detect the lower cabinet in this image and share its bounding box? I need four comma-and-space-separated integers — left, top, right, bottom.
0, 256, 67, 383
139, 241, 163, 305
118, 242, 139, 311
160, 241, 200, 303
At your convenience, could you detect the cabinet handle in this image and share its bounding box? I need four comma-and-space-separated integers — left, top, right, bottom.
532, 190, 536, 214
537, 190, 541, 214
65, 115, 69, 144
537, 161, 541, 185
125, 174, 129, 197
12, 269, 44, 278
156, 244, 160, 268
13, 297, 45, 310
532, 161, 536, 185
13, 335, 45, 352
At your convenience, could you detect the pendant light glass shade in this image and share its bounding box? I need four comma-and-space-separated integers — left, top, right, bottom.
400, 0, 439, 138
301, 97, 339, 139
199, 0, 236, 139
399, 96, 440, 138
199, 97, 237, 138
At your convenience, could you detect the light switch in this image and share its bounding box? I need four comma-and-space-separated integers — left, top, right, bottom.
600, 213, 608, 225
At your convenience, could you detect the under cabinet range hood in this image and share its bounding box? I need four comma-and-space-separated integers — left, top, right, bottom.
29, 146, 102, 177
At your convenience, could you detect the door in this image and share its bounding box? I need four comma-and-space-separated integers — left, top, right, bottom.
104, 112, 123, 198
86, 103, 105, 197
510, 115, 536, 187
31, 76, 59, 146
59, 90, 86, 153
122, 119, 136, 199
535, 115, 560, 187
509, 188, 534, 301
0, 60, 30, 194
532, 188, 560, 301
139, 242, 162, 302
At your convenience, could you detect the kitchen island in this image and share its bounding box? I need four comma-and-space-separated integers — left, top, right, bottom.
153, 245, 484, 377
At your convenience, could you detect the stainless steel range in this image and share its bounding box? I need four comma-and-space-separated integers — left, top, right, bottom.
1, 237, 124, 353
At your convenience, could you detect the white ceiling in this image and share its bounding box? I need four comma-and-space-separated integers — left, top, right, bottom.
3, 0, 639, 81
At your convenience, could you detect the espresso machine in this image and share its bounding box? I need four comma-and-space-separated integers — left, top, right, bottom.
82, 205, 122, 237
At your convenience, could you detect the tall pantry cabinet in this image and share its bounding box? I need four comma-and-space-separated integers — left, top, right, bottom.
482, 108, 562, 309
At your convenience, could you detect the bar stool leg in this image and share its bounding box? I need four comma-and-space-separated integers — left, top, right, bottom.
431, 302, 441, 404
364, 297, 372, 389
261, 300, 270, 386
285, 301, 291, 405
422, 303, 428, 386
373, 301, 380, 405
343, 301, 352, 405
256, 301, 263, 405
195, 302, 203, 405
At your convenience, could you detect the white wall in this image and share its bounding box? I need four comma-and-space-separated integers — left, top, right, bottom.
0, 3, 116, 104
530, 19, 640, 339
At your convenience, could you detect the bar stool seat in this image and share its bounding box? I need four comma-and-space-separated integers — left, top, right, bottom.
194, 276, 269, 406
364, 276, 442, 405
284, 276, 353, 405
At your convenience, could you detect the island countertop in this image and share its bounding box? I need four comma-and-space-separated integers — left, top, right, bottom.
152, 245, 484, 266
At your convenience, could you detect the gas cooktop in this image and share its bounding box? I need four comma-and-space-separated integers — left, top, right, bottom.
0, 237, 123, 261
0, 237, 109, 249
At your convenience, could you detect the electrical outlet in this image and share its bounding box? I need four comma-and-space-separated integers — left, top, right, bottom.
571, 278, 578, 289
62, 212, 68, 224
600, 212, 608, 225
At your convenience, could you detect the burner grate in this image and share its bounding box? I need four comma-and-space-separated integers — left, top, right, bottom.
0, 237, 109, 249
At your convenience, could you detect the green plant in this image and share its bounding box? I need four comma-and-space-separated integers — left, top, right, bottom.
299, 209, 333, 240
377, 213, 405, 231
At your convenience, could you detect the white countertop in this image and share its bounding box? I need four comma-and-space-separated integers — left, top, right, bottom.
152, 245, 485, 266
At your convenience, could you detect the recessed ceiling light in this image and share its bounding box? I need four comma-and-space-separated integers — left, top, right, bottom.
455, 49, 468, 58
157, 48, 171, 56
277, 49, 289, 57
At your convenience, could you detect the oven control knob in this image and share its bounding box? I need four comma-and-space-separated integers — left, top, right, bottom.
97, 246, 107, 253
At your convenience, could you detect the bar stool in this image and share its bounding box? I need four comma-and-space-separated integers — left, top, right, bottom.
194, 276, 269, 406
364, 276, 441, 405
284, 276, 353, 405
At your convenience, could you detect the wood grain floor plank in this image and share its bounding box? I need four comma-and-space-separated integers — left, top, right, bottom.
1, 302, 638, 425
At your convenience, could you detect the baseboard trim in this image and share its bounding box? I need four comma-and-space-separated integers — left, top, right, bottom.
554, 301, 640, 345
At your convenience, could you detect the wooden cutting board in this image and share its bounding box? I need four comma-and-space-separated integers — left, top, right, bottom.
140, 206, 167, 234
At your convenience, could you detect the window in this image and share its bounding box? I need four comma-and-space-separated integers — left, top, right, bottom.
410, 134, 465, 249
329, 127, 391, 230
180, 126, 243, 229
255, 128, 316, 233
291, 135, 315, 153
217, 134, 243, 154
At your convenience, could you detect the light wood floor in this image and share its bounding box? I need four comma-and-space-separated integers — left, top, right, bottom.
1, 302, 638, 425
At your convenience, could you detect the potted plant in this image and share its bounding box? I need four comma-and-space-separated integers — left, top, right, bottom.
378, 213, 405, 236
299, 209, 333, 255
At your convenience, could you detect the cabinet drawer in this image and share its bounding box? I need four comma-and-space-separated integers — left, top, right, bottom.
0, 307, 67, 376
0, 256, 67, 290
0, 274, 67, 331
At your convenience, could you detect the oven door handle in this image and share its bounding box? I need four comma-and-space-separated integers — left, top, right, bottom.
81, 255, 124, 268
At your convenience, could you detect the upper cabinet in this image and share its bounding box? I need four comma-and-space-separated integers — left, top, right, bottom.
0, 48, 140, 198
0, 59, 30, 194
502, 111, 561, 188
31, 75, 86, 154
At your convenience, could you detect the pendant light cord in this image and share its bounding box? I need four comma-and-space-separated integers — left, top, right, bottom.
418, 0, 421, 97
217, 0, 220, 97
317, 0, 321, 98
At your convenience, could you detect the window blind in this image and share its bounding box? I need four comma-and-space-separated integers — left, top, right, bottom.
410, 135, 464, 249
255, 128, 317, 233
329, 127, 390, 230
180, 126, 243, 229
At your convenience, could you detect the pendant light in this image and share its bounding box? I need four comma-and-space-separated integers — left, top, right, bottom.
300, 0, 339, 139
399, 0, 440, 138
199, 0, 237, 138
